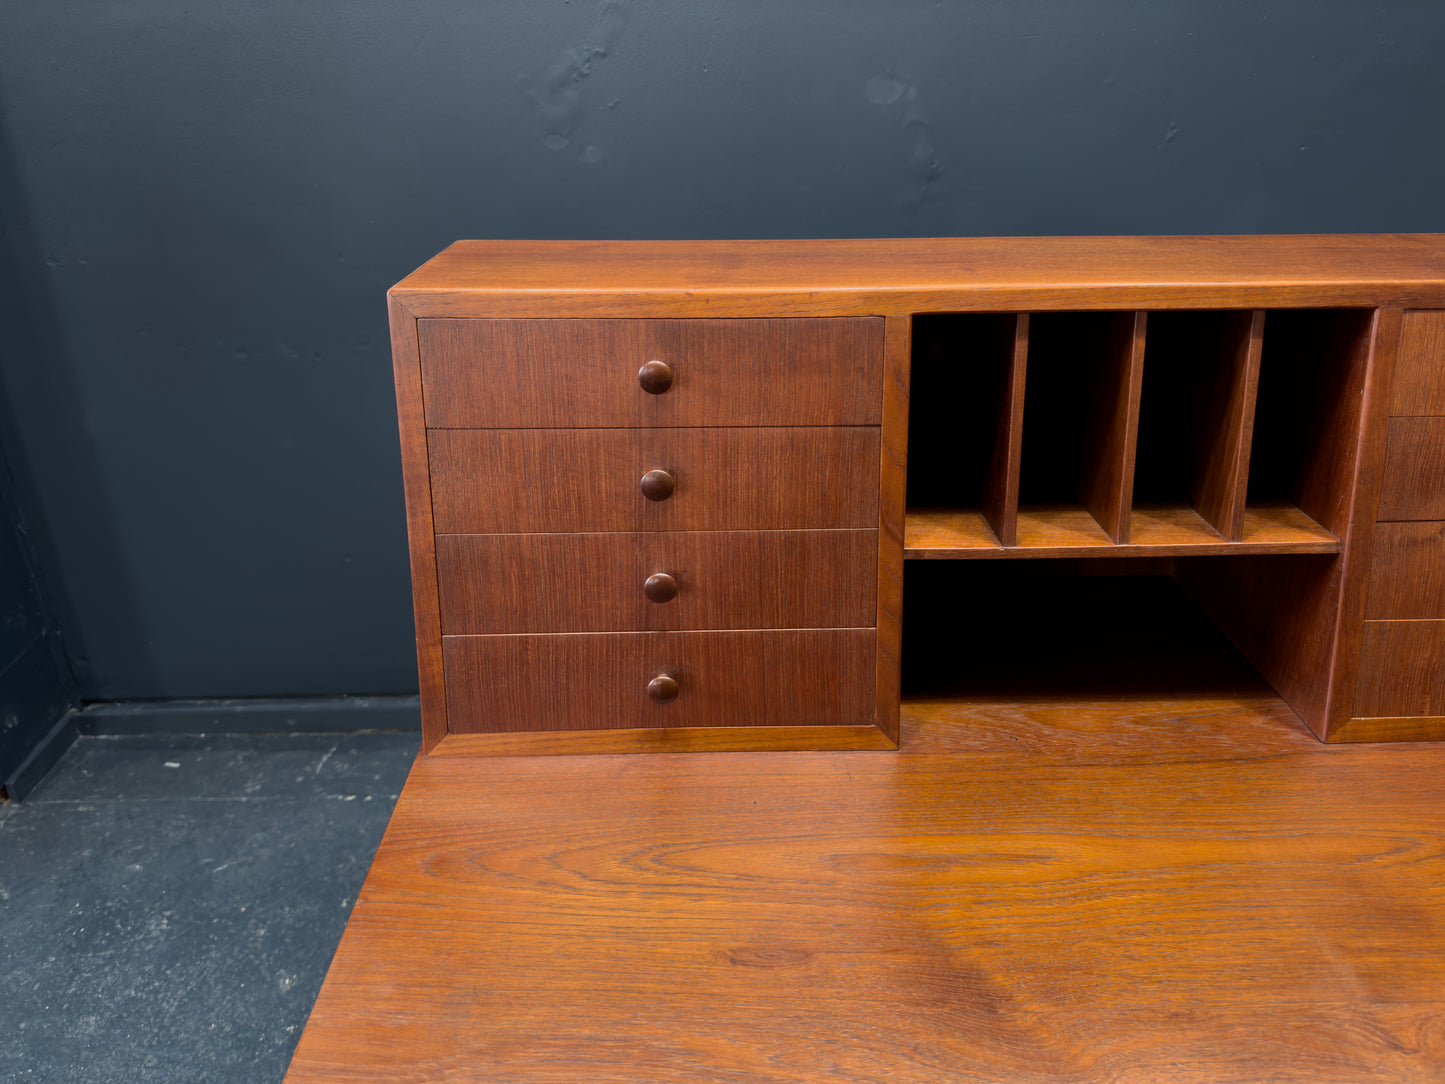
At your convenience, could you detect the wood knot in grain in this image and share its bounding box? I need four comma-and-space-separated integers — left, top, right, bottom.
720, 946, 813, 969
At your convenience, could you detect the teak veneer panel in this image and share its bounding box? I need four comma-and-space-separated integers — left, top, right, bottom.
978, 316, 1029, 545
287, 698, 1445, 1083
906, 314, 1027, 547
873, 316, 910, 745
428, 427, 880, 534
1177, 310, 1265, 540
1250, 309, 1377, 539
390, 235, 1445, 316
1366, 521, 1445, 620
1017, 312, 1146, 543
904, 502, 1338, 559
1133, 311, 1264, 541
1330, 714, 1445, 743
388, 297, 448, 750
1133, 502, 1337, 553
1354, 619, 1445, 719
442, 628, 876, 733
1389, 310, 1445, 415
1181, 308, 1394, 740
435, 529, 877, 634
1078, 312, 1148, 543
418, 317, 884, 428
428, 724, 897, 757
1377, 417, 1445, 521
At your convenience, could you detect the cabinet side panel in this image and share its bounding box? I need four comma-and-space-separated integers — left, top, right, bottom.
1338, 310, 1445, 741
1321, 308, 1403, 737
389, 295, 448, 753
875, 316, 910, 744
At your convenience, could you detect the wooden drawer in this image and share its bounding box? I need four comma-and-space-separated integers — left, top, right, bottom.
1389, 311, 1445, 416
428, 427, 880, 534
442, 629, 876, 732
1354, 620, 1445, 718
436, 529, 876, 634
1366, 522, 1445, 620
417, 318, 884, 428
1377, 417, 1445, 520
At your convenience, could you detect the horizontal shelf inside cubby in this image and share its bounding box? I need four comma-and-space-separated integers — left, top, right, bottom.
904, 501, 1339, 559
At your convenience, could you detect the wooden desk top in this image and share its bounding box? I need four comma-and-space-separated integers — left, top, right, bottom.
392, 235, 1445, 315
287, 688, 1445, 1083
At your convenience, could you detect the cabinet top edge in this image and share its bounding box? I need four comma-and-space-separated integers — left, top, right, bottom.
390, 235, 1445, 300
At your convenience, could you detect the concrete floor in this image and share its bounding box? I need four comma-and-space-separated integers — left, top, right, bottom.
0, 730, 420, 1082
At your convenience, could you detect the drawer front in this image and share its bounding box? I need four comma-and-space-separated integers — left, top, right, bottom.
1366, 522, 1445, 620
418, 318, 884, 428
1354, 620, 1445, 718
436, 530, 877, 634
442, 629, 876, 732
428, 427, 880, 534
1377, 417, 1445, 521
1389, 311, 1445, 416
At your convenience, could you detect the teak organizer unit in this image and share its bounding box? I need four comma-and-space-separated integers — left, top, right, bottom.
388, 236, 1445, 754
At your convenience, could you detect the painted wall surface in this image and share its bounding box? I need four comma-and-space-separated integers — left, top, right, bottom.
0, 1, 1442, 699
0, 437, 77, 787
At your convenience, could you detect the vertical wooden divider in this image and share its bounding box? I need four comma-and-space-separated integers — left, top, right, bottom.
1189, 311, 1265, 540
874, 314, 911, 746
1322, 307, 1403, 737
981, 314, 1029, 546
1080, 312, 1148, 543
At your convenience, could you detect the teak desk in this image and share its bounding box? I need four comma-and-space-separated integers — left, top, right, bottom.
287, 237, 1445, 1083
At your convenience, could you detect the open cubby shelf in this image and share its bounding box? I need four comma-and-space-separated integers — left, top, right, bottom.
904, 308, 1369, 560
900, 564, 1272, 699
906, 501, 1340, 559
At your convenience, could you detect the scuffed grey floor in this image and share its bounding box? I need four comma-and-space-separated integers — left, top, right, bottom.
0, 731, 420, 1083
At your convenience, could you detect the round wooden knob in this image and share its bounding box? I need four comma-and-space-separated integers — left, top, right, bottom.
644, 572, 678, 603
638, 360, 674, 394
647, 674, 680, 703
639, 469, 675, 502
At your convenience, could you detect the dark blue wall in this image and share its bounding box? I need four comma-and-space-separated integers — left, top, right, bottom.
0, 1, 1442, 701
0, 436, 77, 794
